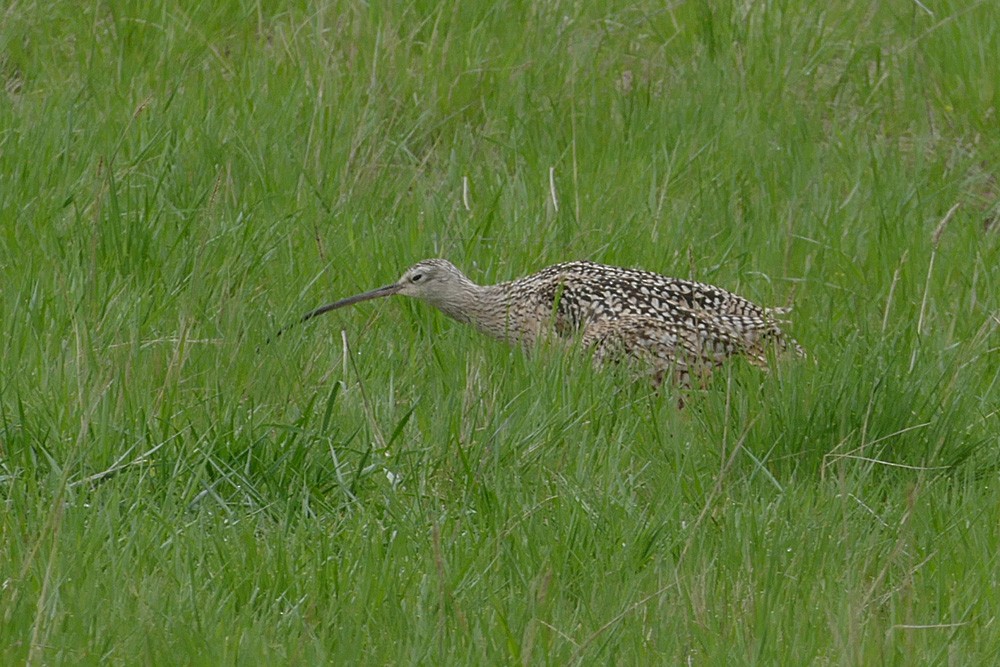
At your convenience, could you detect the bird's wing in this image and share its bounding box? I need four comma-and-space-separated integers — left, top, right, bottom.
581, 309, 772, 373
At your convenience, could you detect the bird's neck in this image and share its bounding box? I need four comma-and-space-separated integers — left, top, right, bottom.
428, 280, 515, 339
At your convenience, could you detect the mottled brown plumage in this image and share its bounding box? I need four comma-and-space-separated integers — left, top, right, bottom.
288, 259, 804, 385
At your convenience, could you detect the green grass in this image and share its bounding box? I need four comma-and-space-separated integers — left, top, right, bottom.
2, 0, 998, 663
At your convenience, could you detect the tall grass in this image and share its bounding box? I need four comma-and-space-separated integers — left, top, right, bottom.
1, 0, 998, 663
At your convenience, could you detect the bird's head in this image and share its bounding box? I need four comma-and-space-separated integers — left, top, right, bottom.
394, 259, 471, 303
288, 259, 477, 330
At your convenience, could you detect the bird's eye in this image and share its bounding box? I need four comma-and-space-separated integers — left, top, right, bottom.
411, 273, 423, 283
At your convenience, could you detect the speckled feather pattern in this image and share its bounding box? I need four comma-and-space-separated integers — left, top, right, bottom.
310, 258, 804, 385
500, 262, 788, 339
475, 261, 801, 362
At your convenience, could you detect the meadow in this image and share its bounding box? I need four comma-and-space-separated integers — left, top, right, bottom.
1, 0, 998, 663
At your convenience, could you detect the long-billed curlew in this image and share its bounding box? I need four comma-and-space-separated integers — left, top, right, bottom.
279, 259, 804, 386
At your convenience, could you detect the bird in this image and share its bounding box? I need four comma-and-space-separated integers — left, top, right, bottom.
278, 259, 804, 386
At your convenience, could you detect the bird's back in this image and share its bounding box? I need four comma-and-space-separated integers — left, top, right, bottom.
501, 260, 801, 359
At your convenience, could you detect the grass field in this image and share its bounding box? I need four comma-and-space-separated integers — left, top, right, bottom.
2, 0, 998, 663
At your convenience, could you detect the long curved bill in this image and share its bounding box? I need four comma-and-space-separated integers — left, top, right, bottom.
269, 282, 401, 342
299, 283, 401, 324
